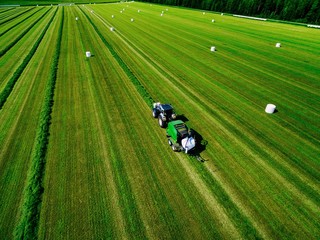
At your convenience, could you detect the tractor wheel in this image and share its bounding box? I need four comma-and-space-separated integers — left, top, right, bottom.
168, 139, 172, 146
158, 116, 166, 128
152, 108, 158, 118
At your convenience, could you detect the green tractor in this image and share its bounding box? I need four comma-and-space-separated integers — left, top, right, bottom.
166, 120, 196, 153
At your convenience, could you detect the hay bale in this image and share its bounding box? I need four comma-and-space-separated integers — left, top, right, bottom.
203, 12, 206, 15
166, 8, 168, 11
120, 10, 122, 13
76, 17, 78, 21
276, 43, 281, 48
212, 19, 215, 22
160, 13, 163, 16
131, 18, 134, 22
221, 13, 224, 15
210, 46, 216, 52
265, 104, 276, 114
86, 51, 91, 57
138, 9, 140, 13
110, 27, 115, 31
111, 15, 114, 18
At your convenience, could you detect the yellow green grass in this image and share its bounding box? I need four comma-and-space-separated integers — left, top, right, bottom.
0, 2, 319, 239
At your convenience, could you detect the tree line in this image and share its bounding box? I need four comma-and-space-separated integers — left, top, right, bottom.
138, 0, 320, 24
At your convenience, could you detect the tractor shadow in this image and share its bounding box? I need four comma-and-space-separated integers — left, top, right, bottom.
176, 114, 189, 122
189, 129, 208, 162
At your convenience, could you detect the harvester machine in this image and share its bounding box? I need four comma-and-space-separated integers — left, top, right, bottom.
166, 120, 196, 153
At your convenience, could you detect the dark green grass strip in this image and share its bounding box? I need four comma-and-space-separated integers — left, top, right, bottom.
0, 7, 43, 37
0, 8, 51, 110
0, 7, 49, 57
79, 6, 154, 108
13, 7, 62, 240
0, 7, 34, 25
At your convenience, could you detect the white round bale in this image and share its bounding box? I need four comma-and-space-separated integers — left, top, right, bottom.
112, 15, 114, 18
276, 43, 281, 47
86, 51, 91, 57
110, 27, 115, 31
210, 46, 216, 52
212, 19, 215, 22
131, 18, 134, 22
76, 17, 78, 21
160, 13, 163, 16
138, 9, 140, 12
221, 13, 224, 15
265, 104, 276, 114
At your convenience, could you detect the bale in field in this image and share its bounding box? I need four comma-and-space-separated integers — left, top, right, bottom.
265, 104, 276, 113
210, 46, 216, 52
276, 43, 281, 47
86, 51, 91, 58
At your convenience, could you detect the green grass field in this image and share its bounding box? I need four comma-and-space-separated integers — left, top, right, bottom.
0, 2, 319, 239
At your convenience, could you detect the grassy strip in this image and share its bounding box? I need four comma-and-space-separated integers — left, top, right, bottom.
79, 6, 154, 108
13, 7, 62, 240
190, 158, 262, 239
0, 8, 51, 110
0, 7, 43, 37
0, 7, 34, 25
0, 7, 49, 57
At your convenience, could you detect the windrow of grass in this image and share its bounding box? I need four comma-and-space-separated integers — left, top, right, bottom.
0, 6, 44, 37
37, 5, 239, 239
0, 6, 60, 239
0, 6, 50, 57
82, 5, 263, 239
89, 3, 320, 239
13, 7, 62, 239
0, 7, 33, 24
0, 7, 53, 109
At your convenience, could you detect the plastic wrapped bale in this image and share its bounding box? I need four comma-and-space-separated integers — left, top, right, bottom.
131, 18, 134, 22
86, 51, 91, 58
212, 19, 215, 22
265, 104, 276, 114
276, 43, 281, 48
110, 27, 115, 31
210, 46, 216, 52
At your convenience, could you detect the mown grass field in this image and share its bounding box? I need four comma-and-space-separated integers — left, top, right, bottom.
0, 2, 319, 239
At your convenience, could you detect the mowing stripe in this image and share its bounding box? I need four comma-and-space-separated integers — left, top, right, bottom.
0, 7, 52, 109
0, 7, 44, 37
0, 7, 50, 57
83, 6, 264, 239
13, 7, 62, 239
0, 7, 34, 25
79, 6, 154, 109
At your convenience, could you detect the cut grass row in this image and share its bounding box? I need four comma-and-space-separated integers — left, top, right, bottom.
14, 6, 62, 239
89, 3, 320, 238
83, 5, 263, 239
0, 7, 32, 24
38, 5, 237, 239
0, 6, 44, 37
0, 6, 60, 239
0, 6, 50, 57
0, 7, 53, 109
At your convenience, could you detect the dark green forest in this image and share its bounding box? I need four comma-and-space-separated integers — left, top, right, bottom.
138, 0, 320, 24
